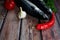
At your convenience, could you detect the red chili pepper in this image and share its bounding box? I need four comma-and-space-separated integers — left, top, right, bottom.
36, 12, 55, 30
5, 0, 15, 10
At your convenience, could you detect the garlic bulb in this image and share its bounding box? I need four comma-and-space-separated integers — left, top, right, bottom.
18, 7, 26, 19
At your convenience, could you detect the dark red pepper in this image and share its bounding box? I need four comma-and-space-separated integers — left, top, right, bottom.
36, 12, 55, 30
4, 0, 15, 10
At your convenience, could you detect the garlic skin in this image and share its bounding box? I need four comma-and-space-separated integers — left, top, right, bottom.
18, 11, 26, 19
18, 7, 26, 19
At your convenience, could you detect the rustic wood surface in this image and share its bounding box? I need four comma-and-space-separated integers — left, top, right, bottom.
0, 0, 60, 40
0, 7, 40, 40
0, 7, 60, 40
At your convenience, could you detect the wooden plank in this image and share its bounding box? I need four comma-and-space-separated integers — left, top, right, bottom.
0, 7, 40, 40
0, 8, 7, 30
42, 15, 60, 40
54, 0, 60, 25
0, 6, 60, 40
0, 9, 19, 40
19, 15, 40, 40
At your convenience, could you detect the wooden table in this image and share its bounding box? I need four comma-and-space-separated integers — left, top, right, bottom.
0, 6, 60, 40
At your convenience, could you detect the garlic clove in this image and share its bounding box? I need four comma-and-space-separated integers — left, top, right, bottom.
18, 7, 27, 19
18, 11, 26, 19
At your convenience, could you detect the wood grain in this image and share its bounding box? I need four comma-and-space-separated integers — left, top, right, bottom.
0, 7, 40, 40
0, 6, 60, 40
